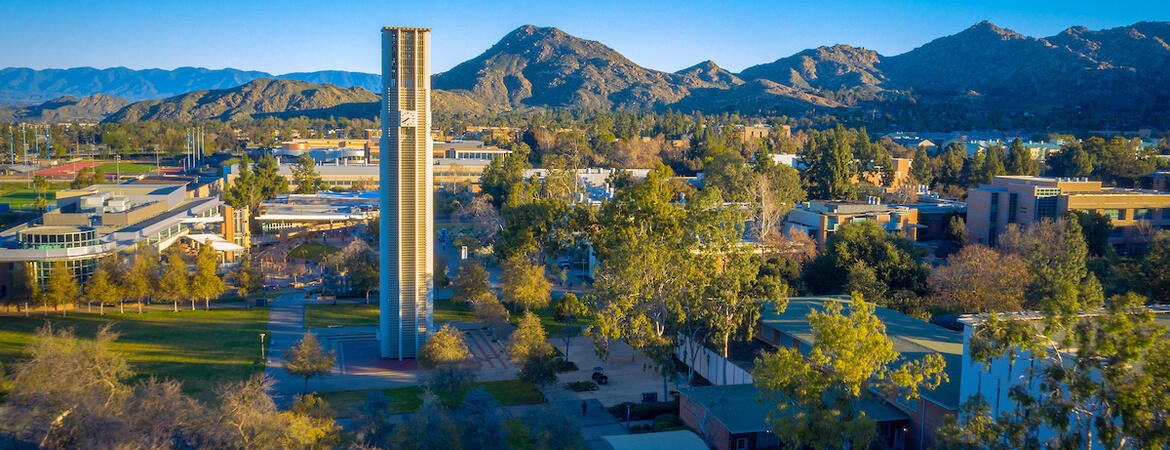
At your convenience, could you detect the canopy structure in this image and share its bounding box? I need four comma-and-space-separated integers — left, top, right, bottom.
184, 233, 246, 252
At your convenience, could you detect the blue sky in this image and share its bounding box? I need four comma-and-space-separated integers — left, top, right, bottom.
3, 0, 1168, 75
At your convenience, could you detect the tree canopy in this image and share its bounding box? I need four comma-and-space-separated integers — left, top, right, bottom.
752, 296, 947, 450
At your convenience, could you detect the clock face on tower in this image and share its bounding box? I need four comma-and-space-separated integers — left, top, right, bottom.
400, 110, 418, 127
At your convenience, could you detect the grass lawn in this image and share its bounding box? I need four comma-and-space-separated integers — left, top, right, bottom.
95, 162, 160, 175
304, 303, 378, 328
505, 418, 536, 449
0, 182, 70, 210
304, 298, 477, 329
318, 379, 544, 418
0, 308, 270, 402
288, 242, 340, 261
530, 307, 588, 338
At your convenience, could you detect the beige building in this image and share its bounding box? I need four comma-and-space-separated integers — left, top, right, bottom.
783, 199, 919, 248
967, 176, 1170, 249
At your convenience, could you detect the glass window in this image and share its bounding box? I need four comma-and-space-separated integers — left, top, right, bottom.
1103, 209, 1121, 220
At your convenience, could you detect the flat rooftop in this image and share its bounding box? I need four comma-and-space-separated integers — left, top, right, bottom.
759, 296, 964, 409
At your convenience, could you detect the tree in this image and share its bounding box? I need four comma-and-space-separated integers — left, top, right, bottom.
83, 262, 120, 316
418, 322, 477, 406
960, 293, 1170, 448
508, 311, 553, 364
282, 394, 341, 449
214, 375, 285, 448
283, 332, 336, 395
1005, 138, 1039, 176
1, 324, 215, 448
500, 254, 551, 311
452, 259, 495, 306
519, 350, 559, 402
391, 391, 463, 449
458, 387, 507, 450
997, 218, 1101, 314
526, 406, 586, 450
158, 250, 190, 312
553, 293, 588, 323
946, 215, 968, 248
928, 245, 1033, 313
292, 153, 322, 194
480, 143, 531, 208
43, 261, 77, 314
231, 252, 263, 300
224, 154, 288, 232
418, 324, 472, 369
2, 324, 133, 445
1140, 231, 1170, 304
454, 194, 501, 245
474, 297, 511, 335
190, 240, 225, 311
910, 146, 934, 185
123, 245, 159, 313
800, 125, 857, 200
802, 220, 929, 307
31, 175, 50, 212
752, 295, 947, 449
327, 239, 378, 303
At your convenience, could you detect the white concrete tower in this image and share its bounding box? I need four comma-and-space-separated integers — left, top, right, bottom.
379, 26, 433, 359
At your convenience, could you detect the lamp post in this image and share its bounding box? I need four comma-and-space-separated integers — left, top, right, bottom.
259, 332, 267, 362
115, 154, 121, 182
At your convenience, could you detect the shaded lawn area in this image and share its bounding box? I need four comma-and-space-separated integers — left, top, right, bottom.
288, 242, 340, 261
318, 379, 544, 418
0, 308, 270, 403
304, 298, 476, 329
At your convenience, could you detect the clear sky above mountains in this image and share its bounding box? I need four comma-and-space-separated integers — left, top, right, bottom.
5, 0, 1169, 75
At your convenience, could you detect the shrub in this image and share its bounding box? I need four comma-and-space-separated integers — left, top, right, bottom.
568, 381, 599, 392
555, 360, 579, 373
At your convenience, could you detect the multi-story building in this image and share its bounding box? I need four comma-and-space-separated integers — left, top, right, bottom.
379, 26, 434, 360
966, 176, 1170, 249
783, 199, 919, 247
0, 182, 245, 300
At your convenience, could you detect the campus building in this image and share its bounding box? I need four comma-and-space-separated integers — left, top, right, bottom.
255, 191, 378, 237
678, 296, 964, 450
966, 176, 1170, 250
782, 199, 920, 247
0, 182, 246, 301
379, 26, 434, 359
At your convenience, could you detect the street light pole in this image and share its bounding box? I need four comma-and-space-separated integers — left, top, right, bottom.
260, 332, 267, 361
115, 155, 121, 182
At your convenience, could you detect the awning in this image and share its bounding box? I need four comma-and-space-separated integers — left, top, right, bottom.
184, 234, 246, 252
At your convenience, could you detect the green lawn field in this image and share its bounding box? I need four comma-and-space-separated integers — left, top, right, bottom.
95, 162, 160, 175
0, 308, 270, 402
0, 182, 70, 210
304, 298, 477, 329
318, 379, 543, 417
288, 242, 340, 261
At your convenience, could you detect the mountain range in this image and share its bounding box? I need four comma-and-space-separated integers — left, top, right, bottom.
2, 21, 1169, 129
